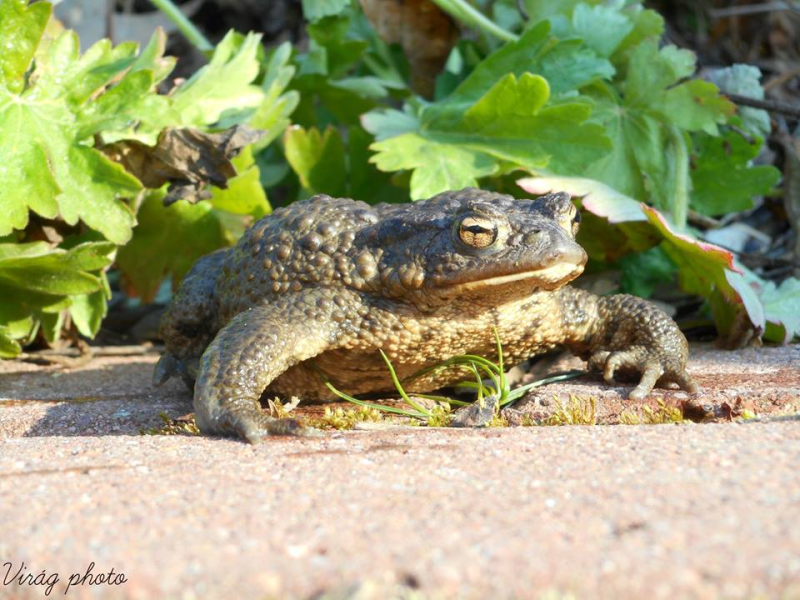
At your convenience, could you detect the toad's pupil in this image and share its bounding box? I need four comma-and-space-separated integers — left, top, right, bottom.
463, 225, 492, 235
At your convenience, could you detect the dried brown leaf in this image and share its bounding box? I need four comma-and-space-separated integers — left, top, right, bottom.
101, 125, 266, 206
360, 0, 459, 98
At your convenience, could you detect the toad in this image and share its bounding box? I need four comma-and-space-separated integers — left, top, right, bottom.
156, 188, 697, 442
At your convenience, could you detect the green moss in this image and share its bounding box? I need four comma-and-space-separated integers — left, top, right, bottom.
141, 412, 200, 436
545, 395, 597, 426
619, 399, 684, 425
487, 413, 510, 427
426, 403, 453, 427
307, 406, 385, 430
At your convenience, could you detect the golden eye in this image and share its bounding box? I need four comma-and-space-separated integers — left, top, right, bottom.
458, 216, 498, 249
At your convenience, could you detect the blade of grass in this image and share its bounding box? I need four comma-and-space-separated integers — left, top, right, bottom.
324, 382, 427, 418
379, 349, 431, 415
500, 370, 586, 407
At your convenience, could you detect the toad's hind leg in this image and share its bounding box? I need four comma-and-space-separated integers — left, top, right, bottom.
193, 298, 344, 443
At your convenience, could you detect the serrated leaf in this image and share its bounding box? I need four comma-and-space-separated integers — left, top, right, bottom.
571, 3, 633, 58
690, 130, 781, 216
369, 73, 610, 199
250, 42, 300, 151
0, 0, 51, 92
446, 21, 614, 103
0, 23, 178, 243
129, 28, 176, 85
584, 41, 734, 220
372, 133, 496, 200
170, 31, 265, 127
361, 107, 420, 141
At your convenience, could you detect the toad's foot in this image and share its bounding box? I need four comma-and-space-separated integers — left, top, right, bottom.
558, 289, 699, 400
587, 347, 698, 400
193, 296, 347, 443
153, 352, 199, 390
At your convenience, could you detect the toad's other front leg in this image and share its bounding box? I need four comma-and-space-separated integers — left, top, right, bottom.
555, 287, 699, 400
194, 296, 342, 443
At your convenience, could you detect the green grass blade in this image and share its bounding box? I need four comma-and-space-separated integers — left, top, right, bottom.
324, 382, 426, 418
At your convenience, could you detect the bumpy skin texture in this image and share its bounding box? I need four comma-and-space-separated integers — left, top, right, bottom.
157, 188, 697, 442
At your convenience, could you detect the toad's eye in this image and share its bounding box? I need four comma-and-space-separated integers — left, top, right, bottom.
457, 216, 498, 249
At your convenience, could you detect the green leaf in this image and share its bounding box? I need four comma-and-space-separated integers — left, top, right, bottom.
0, 325, 22, 358
209, 148, 271, 218
69, 290, 108, 338
690, 131, 781, 216
249, 42, 300, 151
706, 64, 771, 138
170, 31, 265, 127
0, 0, 51, 92
584, 42, 734, 219
302, 0, 351, 22
571, 3, 633, 58
284, 125, 347, 197
347, 125, 408, 204
445, 21, 614, 102
371, 133, 496, 200
0, 25, 168, 243
0, 241, 115, 353
369, 73, 610, 199
0, 241, 114, 295
618, 246, 677, 298
758, 277, 800, 343
116, 191, 227, 302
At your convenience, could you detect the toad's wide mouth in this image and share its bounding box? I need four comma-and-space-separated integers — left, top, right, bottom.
449, 260, 585, 292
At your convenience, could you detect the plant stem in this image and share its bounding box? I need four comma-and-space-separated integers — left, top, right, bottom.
668, 125, 689, 230
149, 0, 213, 52
430, 0, 519, 43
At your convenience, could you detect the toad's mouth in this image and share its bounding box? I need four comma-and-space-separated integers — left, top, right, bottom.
450, 261, 584, 292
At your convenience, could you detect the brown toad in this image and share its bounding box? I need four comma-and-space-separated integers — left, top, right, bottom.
156, 188, 697, 442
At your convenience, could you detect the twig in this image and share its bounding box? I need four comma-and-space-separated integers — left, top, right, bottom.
726, 93, 800, 120
18, 345, 161, 362
687, 210, 722, 230
764, 67, 800, 92
710, 2, 800, 18
516, 0, 529, 21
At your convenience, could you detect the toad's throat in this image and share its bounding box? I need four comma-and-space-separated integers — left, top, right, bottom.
451, 261, 584, 292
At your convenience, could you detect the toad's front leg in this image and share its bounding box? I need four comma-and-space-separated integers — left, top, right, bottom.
554, 287, 699, 399
194, 293, 346, 443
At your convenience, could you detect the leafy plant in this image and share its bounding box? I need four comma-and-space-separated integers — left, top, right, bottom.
0, 0, 296, 352
0, 0, 795, 360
